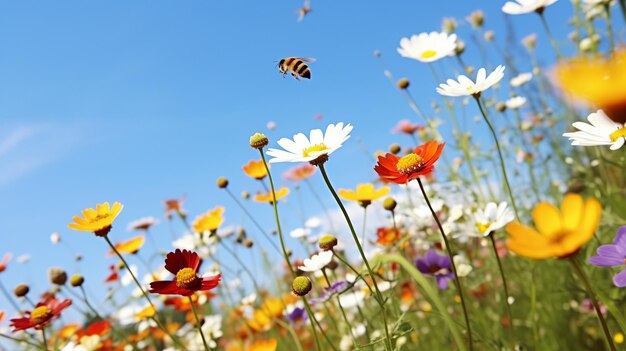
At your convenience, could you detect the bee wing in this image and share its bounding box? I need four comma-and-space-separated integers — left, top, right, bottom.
299, 57, 316, 63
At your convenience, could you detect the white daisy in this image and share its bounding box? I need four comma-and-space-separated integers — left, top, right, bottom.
436, 65, 506, 97
583, 0, 614, 19
267, 122, 353, 163
502, 0, 559, 15
289, 227, 310, 238
510, 72, 532, 87
298, 250, 333, 272
474, 202, 515, 236
563, 110, 625, 150
397, 32, 457, 63
505, 96, 527, 109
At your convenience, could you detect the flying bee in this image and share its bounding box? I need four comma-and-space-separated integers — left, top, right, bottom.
278, 57, 315, 80
296, 0, 312, 22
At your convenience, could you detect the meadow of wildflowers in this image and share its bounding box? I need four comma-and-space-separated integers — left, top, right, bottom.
1, 1, 626, 350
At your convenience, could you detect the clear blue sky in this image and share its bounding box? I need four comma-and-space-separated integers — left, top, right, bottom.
0, 0, 592, 315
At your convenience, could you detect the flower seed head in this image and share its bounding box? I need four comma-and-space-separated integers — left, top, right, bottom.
292, 276, 312, 297
217, 177, 229, 189
70, 274, 85, 287
249, 133, 269, 149
389, 144, 401, 155
496, 102, 507, 112
397, 78, 410, 90
319, 235, 338, 251
243, 239, 254, 248
13, 284, 29, 297
383, 197, 397, 212
49, 267, 68, 286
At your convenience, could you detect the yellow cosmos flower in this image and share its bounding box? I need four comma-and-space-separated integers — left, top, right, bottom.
249, 339, 278, 351
254, 187, 289, 204
68, 202, 123, 237
505, 193, 601, 259
556, 50, 626, 123
108, 235, 145, 256
136, 305, 156, 320
243, 160, 268, 180
338, 183, 390, 207
192, 207, 224, 234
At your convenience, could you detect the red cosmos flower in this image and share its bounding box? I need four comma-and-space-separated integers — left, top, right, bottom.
149, 249, 221, 296
10, 297, 72, 331
104, 264, 118, 283
392, 119, 424, 135
374, 141, 444, 184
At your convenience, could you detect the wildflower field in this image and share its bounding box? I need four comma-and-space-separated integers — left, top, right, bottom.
1, 0, 626, 350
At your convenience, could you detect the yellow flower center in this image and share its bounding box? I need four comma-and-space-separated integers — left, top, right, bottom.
30, 306, 51, 324
421, 50, 437, 59
302, 144, 329, 157
175, 267, 199, 289
396, 153, 423, 175
609, 127, 626, 142
476, 222, 491, 234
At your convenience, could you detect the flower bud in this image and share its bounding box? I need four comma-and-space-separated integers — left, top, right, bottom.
455, 40, 466, 55
49, 267, 68, 286
291, 276, 312, 297
397, 78, 410, 90
13, 284, 29, 297
216, 177, 229, 189
243, 239, 254, 248
496, 102, 507, 112
70, 274, 85, 287
249, 133, 269, 149
389, 144, 401, 155
319, 235, 338, 251
383, 197, 397, 212
442, 17, 457, 33
484, 30, 495, 42
467, 10, 484, 29
241, 191, 250, 200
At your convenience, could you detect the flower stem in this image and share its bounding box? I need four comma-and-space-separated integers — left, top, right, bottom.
416, 178, 473, 350
569, 255, 617, 351
41, 327, 48, 351
619, 0, 626, 25
0, 333, 41, 349
322, 269, 360, 348
538, 12, 561, 59
189, 296, 210, 351
104, 236, 187, 351
362, 206, 368, 252
488, 233, 516, 349
0, 280, 23, 315
474, 97, 520, 220
318, 163, 393, 351
606, 4, 615, 55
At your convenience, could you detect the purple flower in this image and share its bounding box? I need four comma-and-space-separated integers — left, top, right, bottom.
588, 226, 626, 287
325, 281, 349, 295
287, 306, 307, 325
416, 249, 454, 289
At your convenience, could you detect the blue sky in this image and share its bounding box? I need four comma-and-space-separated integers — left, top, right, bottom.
0, 0, 602, 318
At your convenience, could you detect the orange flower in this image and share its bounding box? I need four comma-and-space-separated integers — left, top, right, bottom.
392, 119, 424, 134
0, 253, 11, 273
376, 227, 401, 246
254, 187, 289, 204
243, 160, 268, 180
282, 164, 316, 181
192, 207, 225, 233
249, 339, 278, 351
164, 195, 187, 219
75, 320, 111, 339
108, 235, 145, 256
556, 50, 626, 123
56, 323, 80, 340
374, 141, 445, 184
506, 193, 601, 259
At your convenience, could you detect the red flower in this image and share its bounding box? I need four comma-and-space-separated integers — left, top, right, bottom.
10, 297, 72, 331
374, 141, 444, 184
149, 249, 221, 296
104, 264, 118, 283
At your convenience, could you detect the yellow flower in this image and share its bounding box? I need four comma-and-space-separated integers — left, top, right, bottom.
192, 207, 224, 234
136, 305, 156, 320
254, 187, 289, 204
243, 160, 268, 180
338, 183, 390, 206
556, 50, 626, 123
249, 339, 278, 351
108, 235, 145, 255
506, 194, 601, 259
68, 202, 123, 237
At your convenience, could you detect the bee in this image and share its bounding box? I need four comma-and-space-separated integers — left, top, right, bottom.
278, 57, 315, 80
296, 0, 312, 22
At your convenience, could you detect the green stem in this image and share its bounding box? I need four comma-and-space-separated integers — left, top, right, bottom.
569, 256, 616, 351
189, 296, 210, 351
619, 0, 626, 24
606, 4, 615, 54
362, 206, 368, 252
41, 328, 48, 351
538, 11, 561, 59
488, 234, 516, 349
0, 280, 23, 315
103, 236, 186, 351
318, 163, 393, 351
416, 178, 473, 350
322, 269, 359, 348
474, 97, 520, 220
0, 333, 42, 349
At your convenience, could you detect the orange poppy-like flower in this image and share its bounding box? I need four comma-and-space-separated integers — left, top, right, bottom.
376, 227, 401, 246
163, 195, 187, 219
56, 323, 80, 340
506, 193, 601, 259
0, 311, 5, 323
75, 320, 111, 339
249, 339, 278, 351
0, 253, 11, 273
10, 297, 72, 331
556, 50, 626, 123
282, 164, 316, 181
374, 141, 445, 184
338, 183, 390, 206
108, 235, 145, 256
68, 202, 124, 237
243, 160, 268, 180
392, 119, 424, 134
254, 187, 289, 204
192, 207, 224, 234
149, 249, 221, 296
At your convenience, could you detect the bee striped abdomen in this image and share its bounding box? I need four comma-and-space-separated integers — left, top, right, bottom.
278, 57, 313, 79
